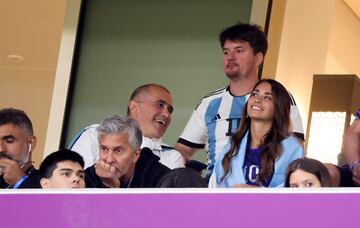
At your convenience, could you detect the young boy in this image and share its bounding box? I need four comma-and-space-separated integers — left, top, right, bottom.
39, 149, 85, 189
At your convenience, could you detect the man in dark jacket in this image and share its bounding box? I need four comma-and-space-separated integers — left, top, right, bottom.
85, 115, 170, 188
0, 108, 41, 188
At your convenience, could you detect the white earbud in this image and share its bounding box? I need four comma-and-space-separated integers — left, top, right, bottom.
19, 144, 32, 168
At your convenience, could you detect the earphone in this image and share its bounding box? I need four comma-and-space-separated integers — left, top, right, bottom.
19, 144, 32, 168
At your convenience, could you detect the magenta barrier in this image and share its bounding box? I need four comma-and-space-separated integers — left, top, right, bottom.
1, 192, 359, 227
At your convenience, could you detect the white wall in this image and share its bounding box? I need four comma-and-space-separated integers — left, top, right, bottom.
325, 0, 360, 75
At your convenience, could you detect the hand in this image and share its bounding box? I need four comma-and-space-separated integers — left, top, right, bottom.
351, 165, 360, 186
95, 160, 121, 188
0, 158, 25, 185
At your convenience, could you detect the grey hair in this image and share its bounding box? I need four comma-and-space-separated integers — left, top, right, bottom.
97, 115, 142, 149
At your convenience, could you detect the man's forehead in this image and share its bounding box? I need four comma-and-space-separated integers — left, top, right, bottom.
223, 40, 250, 48
0, 123, 28, 137
146, 86, 172, 100
223, 40, 257, 56
99, 133, 129, 145
0, 123, 21, 130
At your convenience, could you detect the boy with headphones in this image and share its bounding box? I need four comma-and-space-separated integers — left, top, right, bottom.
0, 108, 40, 188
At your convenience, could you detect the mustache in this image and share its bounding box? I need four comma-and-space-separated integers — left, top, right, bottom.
226, 62, 239, 68
0, 152, 13, 160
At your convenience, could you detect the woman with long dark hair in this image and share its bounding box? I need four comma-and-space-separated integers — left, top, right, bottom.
209, 79, 304, 187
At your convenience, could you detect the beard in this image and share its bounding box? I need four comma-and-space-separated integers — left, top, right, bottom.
225, 62, 241, 79
225, 70, 240, 79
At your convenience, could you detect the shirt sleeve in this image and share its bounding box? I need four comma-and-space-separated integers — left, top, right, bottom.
178, 102, 207, 149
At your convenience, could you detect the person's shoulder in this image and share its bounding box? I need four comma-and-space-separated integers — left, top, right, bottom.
217, 140, 232, 160
282, 134, 304, 152
85, 165, 95, 173
140, 147, 162, 163
287, 92, 297, 106
194, 86, 227, 109
202, 86, 227, 100
141, 147, 156, 155
84, 165, 97, 179
68, 123, 99, 149
84, 124, 99, 132
141, 148, 169, 164
84, 165, 102, 188
283, 134, 301, 144
19, 169, 41, 188
160, 144, 178, 152
137, 148, 171, 181
161, 144, 174, 150
78, 124, 99, 136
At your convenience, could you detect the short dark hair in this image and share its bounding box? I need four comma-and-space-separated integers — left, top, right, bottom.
127, 83, 171, 115
157, 168, 207, 188
0, 108, 33, 135
285, 157, 332, 187
219, 22, 268, 56
39, 149, 85, 179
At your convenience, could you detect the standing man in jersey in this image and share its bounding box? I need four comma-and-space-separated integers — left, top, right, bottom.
176, 23, 304, 178
69, 84, 184, 170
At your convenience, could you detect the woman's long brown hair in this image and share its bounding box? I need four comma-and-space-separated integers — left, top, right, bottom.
221, 79, 292, 185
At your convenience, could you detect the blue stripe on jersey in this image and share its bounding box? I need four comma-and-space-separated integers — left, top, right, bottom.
204, 95, 247, 176
229, 96, 247, 134
68, 128, 87, 149
204, 97, 222, 172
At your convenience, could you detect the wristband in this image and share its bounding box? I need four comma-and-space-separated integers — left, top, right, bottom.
350, 160, 360, 173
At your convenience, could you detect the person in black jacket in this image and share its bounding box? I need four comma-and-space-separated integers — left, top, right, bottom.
85, 114, 170, 188
0, 108, 40, 188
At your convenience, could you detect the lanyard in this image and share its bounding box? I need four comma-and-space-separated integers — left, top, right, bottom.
13, 175, 29, 189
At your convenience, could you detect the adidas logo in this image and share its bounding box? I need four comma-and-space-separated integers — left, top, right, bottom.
211, 114, 221, 121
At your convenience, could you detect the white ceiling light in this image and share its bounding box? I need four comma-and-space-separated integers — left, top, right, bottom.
6, 54, 24, 63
